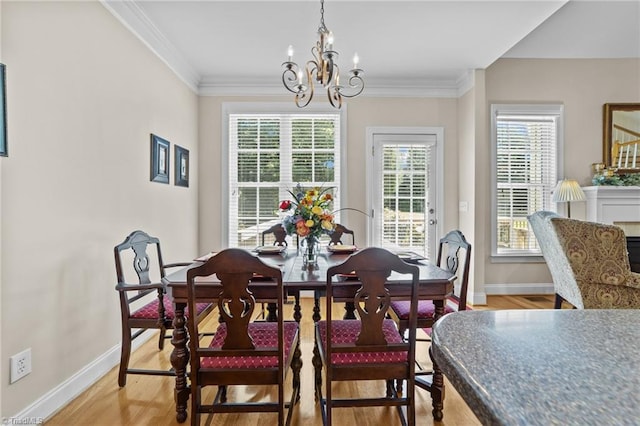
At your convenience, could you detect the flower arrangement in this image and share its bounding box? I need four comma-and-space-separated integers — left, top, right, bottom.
279, 184, 336, 239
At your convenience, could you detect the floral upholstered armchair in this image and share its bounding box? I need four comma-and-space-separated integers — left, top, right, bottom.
528, 211, 640, 309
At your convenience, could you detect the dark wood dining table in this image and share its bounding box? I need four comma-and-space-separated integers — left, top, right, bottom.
163, 248, 455, 423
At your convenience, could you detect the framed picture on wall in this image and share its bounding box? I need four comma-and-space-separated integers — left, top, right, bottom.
0, 64, 7, 157
150, 134, 170, 184
174, 145, 189, 187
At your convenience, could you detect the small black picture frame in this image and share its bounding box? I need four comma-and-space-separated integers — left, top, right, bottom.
0, 64, 7, 157
150, 134, 170, 184
174, 145, 189, 187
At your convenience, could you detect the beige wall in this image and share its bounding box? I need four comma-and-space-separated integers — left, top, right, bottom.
197, 96, 458, 255
458, 71, 485, 303
1, 0, 639, 419
482, 58, 640, 288
1, 1, 199, 416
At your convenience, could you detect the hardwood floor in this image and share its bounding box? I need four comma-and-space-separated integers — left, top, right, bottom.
46, 295, 554, 426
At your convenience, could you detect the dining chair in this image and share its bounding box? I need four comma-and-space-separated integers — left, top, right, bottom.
315, 247, 419, 425
261, 222, 289, 246
258, 222, 296, 321
328, 223, 355, 246
387, 230, 471, 399
186, 248, 301, 426
388, 230, 472, 338
114, 230, 213, 387
529, 211, 640, 309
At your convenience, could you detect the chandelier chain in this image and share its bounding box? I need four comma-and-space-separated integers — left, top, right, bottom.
319, 0, 326, 33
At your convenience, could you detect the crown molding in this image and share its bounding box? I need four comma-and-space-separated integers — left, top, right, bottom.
102, 0, 476, 99
456, 71, 476, 97
198, 76, 471, 98
100, 0, 201, 93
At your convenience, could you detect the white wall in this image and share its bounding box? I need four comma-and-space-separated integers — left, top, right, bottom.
1, 1, 199, 417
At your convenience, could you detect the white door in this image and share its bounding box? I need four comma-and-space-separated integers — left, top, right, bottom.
367, 128, 442, 260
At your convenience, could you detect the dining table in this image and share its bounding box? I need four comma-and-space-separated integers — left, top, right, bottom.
431, 309, 640, 425
164, 247, 455, 423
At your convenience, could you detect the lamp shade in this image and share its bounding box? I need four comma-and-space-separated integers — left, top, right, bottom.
552, 179, 586, 202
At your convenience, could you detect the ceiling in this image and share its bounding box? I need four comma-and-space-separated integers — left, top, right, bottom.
102, 0, 640, 97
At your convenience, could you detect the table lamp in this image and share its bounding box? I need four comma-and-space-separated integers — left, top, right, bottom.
552, 179, 586, 218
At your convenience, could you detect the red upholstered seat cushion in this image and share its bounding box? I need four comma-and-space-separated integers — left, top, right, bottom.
317, 319, 407, 365
131, 297, 210, 320
389, 299, 456, 320
200, 321, 299, 369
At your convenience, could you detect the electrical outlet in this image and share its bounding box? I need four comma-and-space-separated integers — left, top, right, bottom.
10, 348, 32, 383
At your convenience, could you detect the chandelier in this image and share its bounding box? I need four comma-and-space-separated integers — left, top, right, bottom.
281, 0, 364, 109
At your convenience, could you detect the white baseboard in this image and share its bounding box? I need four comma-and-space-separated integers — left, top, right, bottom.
469, 292, 487, 305
484, 282, 554, 296
11, 330, 156, 422
469, 282, 554, 306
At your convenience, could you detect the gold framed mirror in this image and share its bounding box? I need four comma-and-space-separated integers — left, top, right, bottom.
603, 103, 640, 173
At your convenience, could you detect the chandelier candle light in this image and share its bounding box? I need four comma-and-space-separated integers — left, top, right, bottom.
282, 0, 364, 109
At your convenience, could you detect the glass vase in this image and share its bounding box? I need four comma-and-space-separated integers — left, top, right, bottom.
301, 235, 319, 270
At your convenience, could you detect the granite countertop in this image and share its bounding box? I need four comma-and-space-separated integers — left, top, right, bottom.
431, 309, 640, 425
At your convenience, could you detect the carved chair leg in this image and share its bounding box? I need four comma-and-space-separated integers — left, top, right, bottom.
291, 341, 302, 404
118, 328, 132, 387
386, 379, 394, 398
312, 341, 322, 401
429, 346, 445, 421
158, 326, 166, 350
286, 342, 302, 426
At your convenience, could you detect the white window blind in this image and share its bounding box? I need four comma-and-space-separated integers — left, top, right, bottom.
491, 104, 562, 256
228, 113, 341, 248
380, 143, 430, 257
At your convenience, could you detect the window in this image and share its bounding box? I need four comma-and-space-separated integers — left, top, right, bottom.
225, 107, 342, 248
491, 104, 563, 257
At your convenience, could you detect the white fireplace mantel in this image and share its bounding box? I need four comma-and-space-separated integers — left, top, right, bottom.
583, 186, 640, 234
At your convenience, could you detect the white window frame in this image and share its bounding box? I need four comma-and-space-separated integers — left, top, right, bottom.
490, 104, 564, 260
221, 102, 347, 248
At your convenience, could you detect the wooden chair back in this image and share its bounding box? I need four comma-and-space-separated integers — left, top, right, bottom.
328, 223, 355, 246
114, 230, 210, 387
186, 248, 300, 425
320, 247, 419, 425
261, 223, 289, 246
436, 230, 472, 311
388, 230, 471, 341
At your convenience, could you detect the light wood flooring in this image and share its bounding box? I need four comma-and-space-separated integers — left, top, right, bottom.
46, 295, 554, 426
